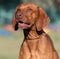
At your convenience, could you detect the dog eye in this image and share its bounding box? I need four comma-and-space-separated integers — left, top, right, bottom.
25, 23, 30, 25
28, 8, 32, 11
17, 9, 21, 12
27, 8, 32, 12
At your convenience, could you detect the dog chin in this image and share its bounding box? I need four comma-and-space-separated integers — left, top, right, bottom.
18, 23, 31, 29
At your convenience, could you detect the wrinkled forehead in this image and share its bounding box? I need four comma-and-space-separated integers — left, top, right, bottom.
17, 4, 37, 10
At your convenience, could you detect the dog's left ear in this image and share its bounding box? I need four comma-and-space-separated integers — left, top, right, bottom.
36, 7, 50, 31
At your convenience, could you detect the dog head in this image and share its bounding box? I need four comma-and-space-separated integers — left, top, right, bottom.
12, 4, 50, 31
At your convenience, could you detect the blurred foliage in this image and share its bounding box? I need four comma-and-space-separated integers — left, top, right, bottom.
0, 0, 22, 25
0, 0, 60, 26
0, 9, 14, 25
22, 0, 53, 9
0, 0, 22, 9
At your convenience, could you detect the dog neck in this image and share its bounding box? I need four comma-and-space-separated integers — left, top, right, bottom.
36, 29, 45, 35
23, 28, 31, 38
23, 28, 45, 38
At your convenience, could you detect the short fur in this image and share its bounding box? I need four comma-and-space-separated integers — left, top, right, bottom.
12, 4, 59, 59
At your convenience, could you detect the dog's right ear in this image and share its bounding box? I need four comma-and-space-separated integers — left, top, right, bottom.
12, 6, 20, 31
12, 14, 18, 31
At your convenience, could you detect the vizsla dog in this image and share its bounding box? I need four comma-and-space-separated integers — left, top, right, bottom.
12, 4, 59, 59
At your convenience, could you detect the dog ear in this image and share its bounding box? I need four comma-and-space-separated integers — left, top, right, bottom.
12, 6, 20, 31
36, 7, 50, 31
12, 15, 18, 31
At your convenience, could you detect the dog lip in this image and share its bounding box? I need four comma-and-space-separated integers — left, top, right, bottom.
18, 21, 24, 23
18, 23, 32, 29
18, 21, 30, 25
25, 23, 30, 25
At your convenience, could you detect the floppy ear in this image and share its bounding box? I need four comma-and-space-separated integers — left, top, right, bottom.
12, 12, 19, 30
36, 7, 50, 31
12, 6, 20, 31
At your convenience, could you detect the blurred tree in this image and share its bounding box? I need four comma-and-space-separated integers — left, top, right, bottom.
22, 0, 53, 9
53, 0, 60, 12
0, 0, 22, 9
46, 0, 60, 24
0, 0, 22, 25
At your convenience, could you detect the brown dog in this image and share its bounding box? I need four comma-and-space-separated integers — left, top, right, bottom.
12, 4, 59, 59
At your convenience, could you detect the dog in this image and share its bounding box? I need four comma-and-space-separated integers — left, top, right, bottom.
12, 4, 59, 59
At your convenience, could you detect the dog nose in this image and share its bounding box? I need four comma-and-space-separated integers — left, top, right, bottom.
15, 10, 23, 20
17, 11, 22, 17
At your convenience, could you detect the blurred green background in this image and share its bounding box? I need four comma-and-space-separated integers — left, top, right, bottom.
0, 0, 60, 59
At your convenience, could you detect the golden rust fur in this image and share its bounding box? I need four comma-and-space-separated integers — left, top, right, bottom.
12, 4, 59, 59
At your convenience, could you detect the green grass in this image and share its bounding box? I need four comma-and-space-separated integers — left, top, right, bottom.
48, 30, 60, 57
0, 30, 24, 59
0, 29, 60, 59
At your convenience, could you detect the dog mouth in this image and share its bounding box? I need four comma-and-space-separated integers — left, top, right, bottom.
18, 21, 32, 29
18, 21, 30, 25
